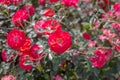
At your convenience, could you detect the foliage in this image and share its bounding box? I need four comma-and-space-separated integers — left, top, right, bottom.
0, 0, 120, 80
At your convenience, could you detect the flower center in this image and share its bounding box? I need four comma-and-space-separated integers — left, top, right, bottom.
56, 38, 63, 46
14, 37, 18, 41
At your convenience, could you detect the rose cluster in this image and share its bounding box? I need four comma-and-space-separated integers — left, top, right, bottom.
1, 0, 74, 72
0, 0, 120, 80
0, 0, 22, 5
39, 0, 79, 8
83, 2, 120, 68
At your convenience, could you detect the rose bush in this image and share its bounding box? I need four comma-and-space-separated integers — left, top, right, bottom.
0, 0, 120, 80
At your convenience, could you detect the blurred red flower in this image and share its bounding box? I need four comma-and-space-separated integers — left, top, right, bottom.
22, 4, 35, 16
61, 0, 79, 8
20, 38, 31, 52
1, 50, 14, 62
49, 0, 58, 3
48, 30, 72, 53
82, 32, 91, 40
43, 8, 55, 17
39, 0, 45, 5
0, 0, 11, 5
12, 9, 29, 26
7, 29, 26, 50
1, 75, 16, 80
90, 50, 106, 68
11, 0, 22, 4
34, 20, 62, 35
19, 54, 33, 71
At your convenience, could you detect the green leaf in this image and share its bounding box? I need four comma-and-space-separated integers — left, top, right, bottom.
44, 73, 50, 80
93, 68, 100, 77
72, 44, 79, 49
82, 22, 92, 31
37, 64, 43, 72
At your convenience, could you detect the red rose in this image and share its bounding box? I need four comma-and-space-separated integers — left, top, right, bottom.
39, 0, 45, 5
115, 45, 120, 52
103, 49, 113, 61
22, 4, 35, 16
61, 0, 79, 8
19, 44, 44, 70
7, 29, 26, 50
19, 59, 33, 71
43, 8, 55, 17
11, 0, 22, 4
19, 54, 33, 71
34, 20, 62, 35
90, 50, 106, 68
29, 44, 45, 61
49, 0, 58, 3
82, 32, 91, 40
1, 50, 14, 62
0, 0, 11, 5
20, 38, 31, 52
113, 3, 120, 12
48, 30, 72, 53
12, 9, 29, 26
113, 3, 120, 17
